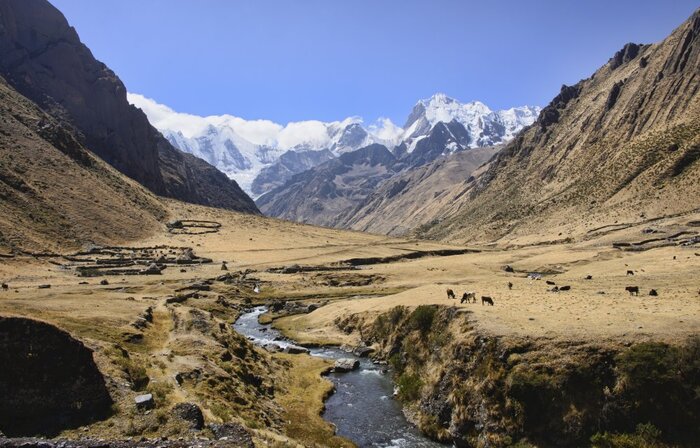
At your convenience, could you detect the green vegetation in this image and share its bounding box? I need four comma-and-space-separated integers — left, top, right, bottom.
396, 372, 423, 401
591, 423, 664, 448
409, 305, 437, 334
106, 345, 150, 391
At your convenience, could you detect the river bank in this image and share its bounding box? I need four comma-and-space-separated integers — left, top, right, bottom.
234, 307, 446, 448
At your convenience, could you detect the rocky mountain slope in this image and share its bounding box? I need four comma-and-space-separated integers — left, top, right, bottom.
256, 144, 400, 227
0, 74, 166, 252
133, 93, 538, 198
0, 0, 258, 213
418, 9, 700, 243
256, 118, 503, 229
342, 146, 501, 236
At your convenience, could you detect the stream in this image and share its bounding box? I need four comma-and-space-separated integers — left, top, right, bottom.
233, 307, 446, 448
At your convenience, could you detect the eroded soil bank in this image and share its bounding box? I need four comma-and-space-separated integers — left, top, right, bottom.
336, 305, 700, 448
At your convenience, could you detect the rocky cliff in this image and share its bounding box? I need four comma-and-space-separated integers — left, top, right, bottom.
341, 305, 700, 447
0, 317, 113, 437
0, 0, 258, 213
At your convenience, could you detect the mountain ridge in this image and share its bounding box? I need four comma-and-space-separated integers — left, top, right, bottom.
0, 0, 258, 214
131, 93, 538, 197
418, 9, 700, 243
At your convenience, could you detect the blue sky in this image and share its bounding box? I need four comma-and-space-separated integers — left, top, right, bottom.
50, 0, 699, 125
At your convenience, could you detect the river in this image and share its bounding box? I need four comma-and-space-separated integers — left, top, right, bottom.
233, 306, 446, 448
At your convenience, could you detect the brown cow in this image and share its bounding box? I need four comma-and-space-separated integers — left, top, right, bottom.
625, 286, 639, 296
446, 288, 456, 300
482, 296, 494, 306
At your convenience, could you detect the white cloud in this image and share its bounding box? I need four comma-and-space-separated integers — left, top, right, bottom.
127, 93, 211, 138
368, 117, 404, 143
128, 93, 374, 151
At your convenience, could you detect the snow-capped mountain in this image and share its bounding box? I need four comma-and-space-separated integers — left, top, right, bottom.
402, 93, 541, 152
128, 93, 539, 197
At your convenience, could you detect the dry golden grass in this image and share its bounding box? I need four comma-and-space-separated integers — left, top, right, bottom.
1, 198, 698, 445
273, 354, 355, 448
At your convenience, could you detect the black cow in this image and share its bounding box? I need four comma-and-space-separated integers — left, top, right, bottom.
507, 282, 513, 290
482, 296, 494, 306
626, 270, 635, 276
1, 283, 8, 291
461, 291, 476, 303
559, 285, 571, 291
649, 289, 658, 296
446, 289, 456, 300
546, 280, 556, 285
625, 286, 639, 296
585, 275, 593, 280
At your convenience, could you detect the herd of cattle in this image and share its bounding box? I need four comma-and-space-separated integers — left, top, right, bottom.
445, 268, 667, 306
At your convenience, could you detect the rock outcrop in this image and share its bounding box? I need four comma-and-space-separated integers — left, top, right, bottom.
0, 0, 258, 213
358, 305, 700, 447
0, 317, 113, 437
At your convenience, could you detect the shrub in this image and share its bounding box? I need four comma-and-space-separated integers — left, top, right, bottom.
591, 423, 663, 448
396, 372, 423, 401
410, 305, 437, 335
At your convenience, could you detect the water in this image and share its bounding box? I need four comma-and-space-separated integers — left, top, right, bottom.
233, 307, 446, 448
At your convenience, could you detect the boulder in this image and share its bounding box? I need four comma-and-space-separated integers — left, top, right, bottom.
284, 345, 310, 355
353, 346, 374, 358
281, 264, 302, 274
263, 343, 282, 353
171, 402, 204, 430
220, 262, 228, 271
306, 303, 319, 313
176, 249, 195, 264
208, 423, 254, 447
134, 393, 154, 410
334, 358, 360, 372
37, 284, 51, 289
189, 282, 211, 291
140, 263, 162, 275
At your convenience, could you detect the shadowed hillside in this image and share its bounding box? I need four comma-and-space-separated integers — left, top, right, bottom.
0, 75, 166, 252
0, 0, 258, 214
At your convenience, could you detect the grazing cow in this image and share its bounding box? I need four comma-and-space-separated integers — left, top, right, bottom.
626, 270, 635, 276
1, 283, 7, 291
507, 282, 513, 290
649, 289, 658, 296
559, 285, 571, 291
461, 291, 476, 303
549, 286, 559, 293
585, 275, 593, 280
546, 280, 556, 285
446, 289, 456, 300
625, 286, 639, 296
482, 296, 494, 306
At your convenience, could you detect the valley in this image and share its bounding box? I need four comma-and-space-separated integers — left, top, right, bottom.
0, 1, 698, 447
1, 201, 698, 446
